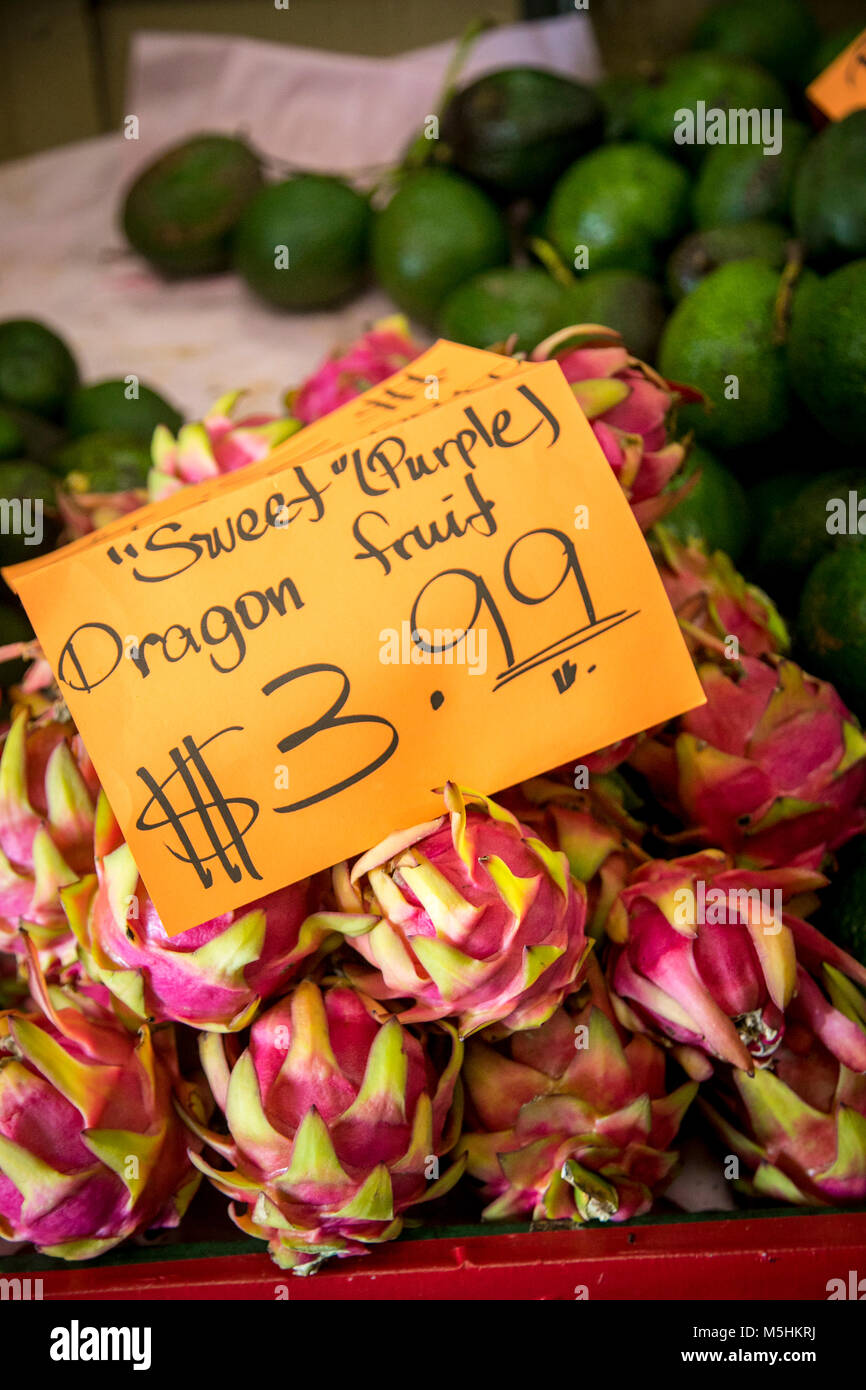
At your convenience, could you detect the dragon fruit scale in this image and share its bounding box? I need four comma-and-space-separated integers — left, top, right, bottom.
63, 792, 333, 1032
287, 316, 422, 424
701, 972, 866, 1206
501, 770, 648, 943
180, 978, 465, 1273
459, 962, 697, 1224
0, 940, 206, 1259
529, 324, 694, 533
608, 850, 866, 1077
148, 390, 300, 501
629, 655, 866, 870
0, 709, 98, 973
329, 783, 590, 1037
654, 529, 789, 660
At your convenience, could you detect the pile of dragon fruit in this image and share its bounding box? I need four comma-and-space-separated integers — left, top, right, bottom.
1, 319, 864, 1276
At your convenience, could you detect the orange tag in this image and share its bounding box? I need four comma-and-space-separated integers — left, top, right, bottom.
807, 27, 866, 120
6, 358, 703, 934
8, 340, 521, 584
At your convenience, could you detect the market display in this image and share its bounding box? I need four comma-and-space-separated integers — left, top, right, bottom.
0, 0, 865, 1285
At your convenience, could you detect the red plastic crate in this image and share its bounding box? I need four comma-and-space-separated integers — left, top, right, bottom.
7, 1209, 866, 1300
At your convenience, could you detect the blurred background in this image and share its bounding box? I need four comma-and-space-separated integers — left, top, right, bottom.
3, 0, 864, 162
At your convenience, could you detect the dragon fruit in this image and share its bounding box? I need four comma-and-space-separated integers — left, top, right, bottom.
148, 390, 300, 501
459, 962, 696, 1223
329, 783, 589, 1037
529, 324, 693, 532
608, 849, 866, 1077
654, 530, 789, 659
0, 940, 206, 1259
287, 316, 421, 424
502, 770, 647, 943
629, 656, 866, 869
180, 978, 465, 1272
63, 792, 332, 1032
59, 480, 146, 541
701, 971, 866, 1205
0, 709, 98, 973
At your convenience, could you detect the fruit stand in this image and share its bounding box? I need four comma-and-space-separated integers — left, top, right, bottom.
1, 0, 866, 1314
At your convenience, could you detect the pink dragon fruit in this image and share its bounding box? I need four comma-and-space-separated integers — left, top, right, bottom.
287, 316, 421, 424
58, 480, 146, 541
701, 972, 866, 1205
529, 324, 694, 532
608, 849, 866, 1077
180, 978, 465, 1272
0, 940, 206, 1259
654, 529, 789, 659
0, 709, 98, 973
501, 770, 647, 943
148, 390, 300, 501
329, 783, 589, 1037
629, 656, 866, 869
63, 793, 333, 1032
459, 962, 696, 1223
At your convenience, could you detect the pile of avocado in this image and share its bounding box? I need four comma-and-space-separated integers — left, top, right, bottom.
0, 317, 183, 675
131, 0, 866, 741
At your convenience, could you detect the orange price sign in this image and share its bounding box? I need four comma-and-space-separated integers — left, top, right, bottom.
807, 27, 866, 121
6, 356, 703, 935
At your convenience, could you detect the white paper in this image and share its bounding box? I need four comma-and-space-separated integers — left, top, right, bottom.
0, 16, 601, 421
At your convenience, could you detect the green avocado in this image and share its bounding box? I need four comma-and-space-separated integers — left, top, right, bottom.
666, 222, 789, 302
438, 267, 569, 353
691, 0, 819, 86
693, 120, 810, 227
545, 142, 690, 278
660, 446, 750, 560
0, 320, 79, 421
799, 548, 866, 718
658, 258, 792, 449
793, 112, 866, 266
123, 133, 264, 277
440, 67, 603, 200
787, 260, 866, 448
372, 169, 508, 328
65, 379, 183, 441
563, 270, 666, 362
234, 175, 371, 311
632, 53, 789, 168
54, 430, 152, 494
0, 460, 61, 565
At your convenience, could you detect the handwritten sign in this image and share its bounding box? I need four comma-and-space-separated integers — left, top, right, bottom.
807, 27, 866, 121
6, 356, 703, 934
9, 340, 522, 585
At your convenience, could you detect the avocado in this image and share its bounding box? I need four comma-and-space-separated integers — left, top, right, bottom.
66, 379, 183, 441
545, 142, 690, 278
372, 169, 508, 327
123, 133, 264, 277
440, 67, 603, 200
234, 175, 371, 310
666, 222, 789, 302
788, 260, 866, 448
0, 320, 79, 421
793, 111, 866, 265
